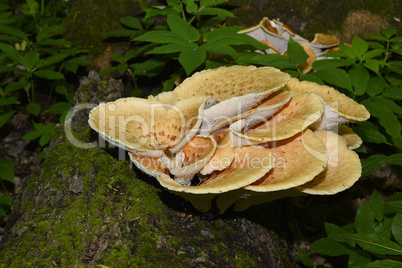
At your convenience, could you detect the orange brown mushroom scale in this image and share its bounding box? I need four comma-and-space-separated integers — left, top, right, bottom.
88, 66, 370, 212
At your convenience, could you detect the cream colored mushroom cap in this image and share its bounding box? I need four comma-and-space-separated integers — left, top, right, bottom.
156, 146, 273, 194
245, 129, 328, 192
337, 125, 363, 150
88, 95, 209, 156
172, 65, 290, 102
297, 130, 362, 194
286, 78, 370, 122
230, 92, 325, 143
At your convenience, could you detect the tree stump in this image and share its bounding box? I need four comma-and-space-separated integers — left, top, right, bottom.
0, 73, 298, 267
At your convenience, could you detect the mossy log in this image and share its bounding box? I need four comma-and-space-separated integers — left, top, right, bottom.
0, 73, 297, 267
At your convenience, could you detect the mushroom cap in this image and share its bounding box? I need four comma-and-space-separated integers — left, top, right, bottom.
337, 125, 363, 150
210, 90, 292, 133
286, 78, 370, 123
299, 44, 317, 74
200, 130, 235, 175
128, 153, 170, 179
297, 130, 362, 194
230, 92, 325, 143
245, 129, 328, 192
156, 146, 273, 194
88, 95, 210, 157
310, 33, 340, 48
166, 136, 217, 185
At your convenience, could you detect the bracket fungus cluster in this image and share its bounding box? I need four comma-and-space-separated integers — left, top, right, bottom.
88, 66, 370, 213
239, 17, 340, 73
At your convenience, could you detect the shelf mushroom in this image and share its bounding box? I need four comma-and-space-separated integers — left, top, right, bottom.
88, 65, 370, 213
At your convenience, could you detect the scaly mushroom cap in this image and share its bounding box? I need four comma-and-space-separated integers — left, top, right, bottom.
157, 146, 273, 194
245, 129, 328, 192
337, 125, 363, 150
286, 78, 370, 129
88, 95, 211, 156
128, 153, 170, 179
310, 33, 340, 48
230, 92, 325, 143
297, 130, 362, 194
200, 130, 235, 175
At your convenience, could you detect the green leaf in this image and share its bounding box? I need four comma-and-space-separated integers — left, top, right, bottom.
39, 53, 69, 69
26, 102, 41, 116
0, 96, 19, 106
196, 7, 235, 17
392, 213, 402, 245
134, 30, 187, 43
314, 68, 352, 91
110, 53, 123, 63
349, 64, 369, 95
0, 25, 28, 40
103, 29, 138, 38
148, 42, 197, 54
363, 59, 381, 74
201, 42, 237, 57
358, 260, 402, 268
370, 190, 384, 221
382, 28, 396, 39
361, 155, 388, 176
287, 37, 309, 65
179, 47, 206, 75
367, 33, 388, 42
362, 49, 384, 61
33, 122, 49, 133
39, 133, 51, 146
4, 82, 24, 93
0, 195, 13, 208
36, 25, 62, 42
185, 1, 198, 14
200, 0, 229, 7
204, 26, 242, 43
374, 218, 393, 240
167, 15, 200, 42
0, 166, 14, 183
342, 233, 402, 255
23, 51, 40, 72
367, 76, 386, 97
386, 153, 402, 166
325, 223, 352, 243
120, 16, 143, 29
355, 202, 375, 234
33, 70, 65, 80
131, 58, 166, 77
339, 44, 357, 59
22, 130, 42, 140
384, 193, 402, 214
0, 159, 19, 166
362, 99, 401, 139
0, 42, 27, 66
55, 85, 68, 96
312, 58, 354, 71
0, 111, 14, 128
36, 38, 72, 46
116, 63, 128, 75
374, 96, 402, 115
348, 249, 371, 268
352, 36, 368, 59
47, 102, 72, 115
352, 122, 388, 144
309, 238, 350, 256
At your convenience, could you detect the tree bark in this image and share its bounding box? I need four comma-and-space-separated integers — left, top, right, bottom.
0, 73, 298, 267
